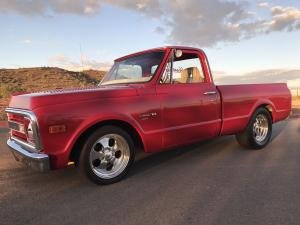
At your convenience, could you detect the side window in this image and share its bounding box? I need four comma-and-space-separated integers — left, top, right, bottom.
151, 65, 158, 75
161, 51, 205, 84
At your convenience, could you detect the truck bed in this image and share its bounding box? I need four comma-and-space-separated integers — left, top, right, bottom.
217, 83, 291, 135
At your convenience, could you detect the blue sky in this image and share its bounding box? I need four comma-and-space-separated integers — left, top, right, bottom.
0, 0, 300, 75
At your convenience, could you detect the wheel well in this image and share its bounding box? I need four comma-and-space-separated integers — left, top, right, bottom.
258, 104, 273, 121
70, 120, 144, 164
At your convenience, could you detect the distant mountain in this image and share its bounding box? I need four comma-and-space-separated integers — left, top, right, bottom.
213, 69, 300, 90
0, 67, 106, 120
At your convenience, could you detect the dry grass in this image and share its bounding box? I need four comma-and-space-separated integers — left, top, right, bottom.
292, 96, 300, 108
0, 67, 105, 120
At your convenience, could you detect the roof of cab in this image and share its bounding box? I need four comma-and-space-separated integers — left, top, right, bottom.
115, 46, 203, 61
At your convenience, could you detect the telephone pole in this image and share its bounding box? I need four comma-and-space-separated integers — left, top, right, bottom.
80, 43, 84, 72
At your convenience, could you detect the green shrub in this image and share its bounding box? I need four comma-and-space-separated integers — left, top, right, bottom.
0, 85, 26, 99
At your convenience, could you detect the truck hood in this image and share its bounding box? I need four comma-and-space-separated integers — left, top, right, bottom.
8, 85, 138, 110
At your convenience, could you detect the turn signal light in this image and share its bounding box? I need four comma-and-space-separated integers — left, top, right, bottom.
49, 125, 66, 134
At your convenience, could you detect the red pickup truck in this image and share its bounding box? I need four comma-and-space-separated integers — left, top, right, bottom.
6, 46, 291, 184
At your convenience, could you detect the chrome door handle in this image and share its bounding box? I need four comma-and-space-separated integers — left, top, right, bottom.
203, 91, 217, 95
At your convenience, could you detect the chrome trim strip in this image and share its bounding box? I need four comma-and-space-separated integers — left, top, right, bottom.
203, 91, 217, 95
11, 136, 39, 153
5, 108, 43, 152
7, 138, 50, 172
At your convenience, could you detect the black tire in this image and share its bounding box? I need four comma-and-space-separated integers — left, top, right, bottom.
79, 125, 135, 185
235, 107, 272, 149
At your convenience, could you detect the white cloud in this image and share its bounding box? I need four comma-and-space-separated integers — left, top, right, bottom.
258, 2, 269, 8
214, 69, 300, 90
157, 1, 300, 46
48, 0, 101, 15
0, 0, 160, 16
153, 26, 165, 34
1, 0, 300, 47
0, 0, 101, 15
0, 0, 45, 15
268, 6, 300, 32
48, 54, 112, 71
20, 39, 32, 44
162, 0, 252, 46
109, 0, 162, 17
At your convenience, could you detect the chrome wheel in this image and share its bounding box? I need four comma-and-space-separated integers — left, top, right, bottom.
253, 114, 269, 143
89, 134, 130, 179
236, 108, 272, 150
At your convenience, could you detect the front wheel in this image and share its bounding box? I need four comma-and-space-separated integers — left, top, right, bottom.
79, 126, 135, 184
235, 107, 272, 149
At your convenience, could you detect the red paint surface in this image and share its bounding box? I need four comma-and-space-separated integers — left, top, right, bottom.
6, 47, 292, 169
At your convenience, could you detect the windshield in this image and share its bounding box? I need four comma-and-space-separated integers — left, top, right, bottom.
100, 51, 165, 85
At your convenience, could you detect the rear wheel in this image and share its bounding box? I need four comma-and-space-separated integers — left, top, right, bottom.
79, 126, 135, 184
235, 107, 272, 149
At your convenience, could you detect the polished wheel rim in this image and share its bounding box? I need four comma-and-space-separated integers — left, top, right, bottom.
253, 114, 269, 143
89, 134, 130, 179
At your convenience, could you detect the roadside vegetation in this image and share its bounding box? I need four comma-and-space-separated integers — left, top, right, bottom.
0, 67, 105, 120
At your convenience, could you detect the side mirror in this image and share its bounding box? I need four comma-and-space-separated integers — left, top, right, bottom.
174, 49, 183, 58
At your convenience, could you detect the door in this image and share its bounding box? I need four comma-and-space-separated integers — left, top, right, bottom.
156, 49, 221, 148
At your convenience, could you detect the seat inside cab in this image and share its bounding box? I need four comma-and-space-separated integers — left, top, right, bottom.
178, 67, 205, 83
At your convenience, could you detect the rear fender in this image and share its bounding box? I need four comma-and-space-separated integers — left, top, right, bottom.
248, 99, 276, 123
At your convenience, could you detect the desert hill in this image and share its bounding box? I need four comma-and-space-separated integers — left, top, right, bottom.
0, 67, 106, 120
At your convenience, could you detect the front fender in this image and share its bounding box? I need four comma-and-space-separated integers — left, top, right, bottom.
34, 100, 147, 169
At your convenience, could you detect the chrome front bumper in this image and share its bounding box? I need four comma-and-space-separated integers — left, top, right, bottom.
7, 138, 50, 172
